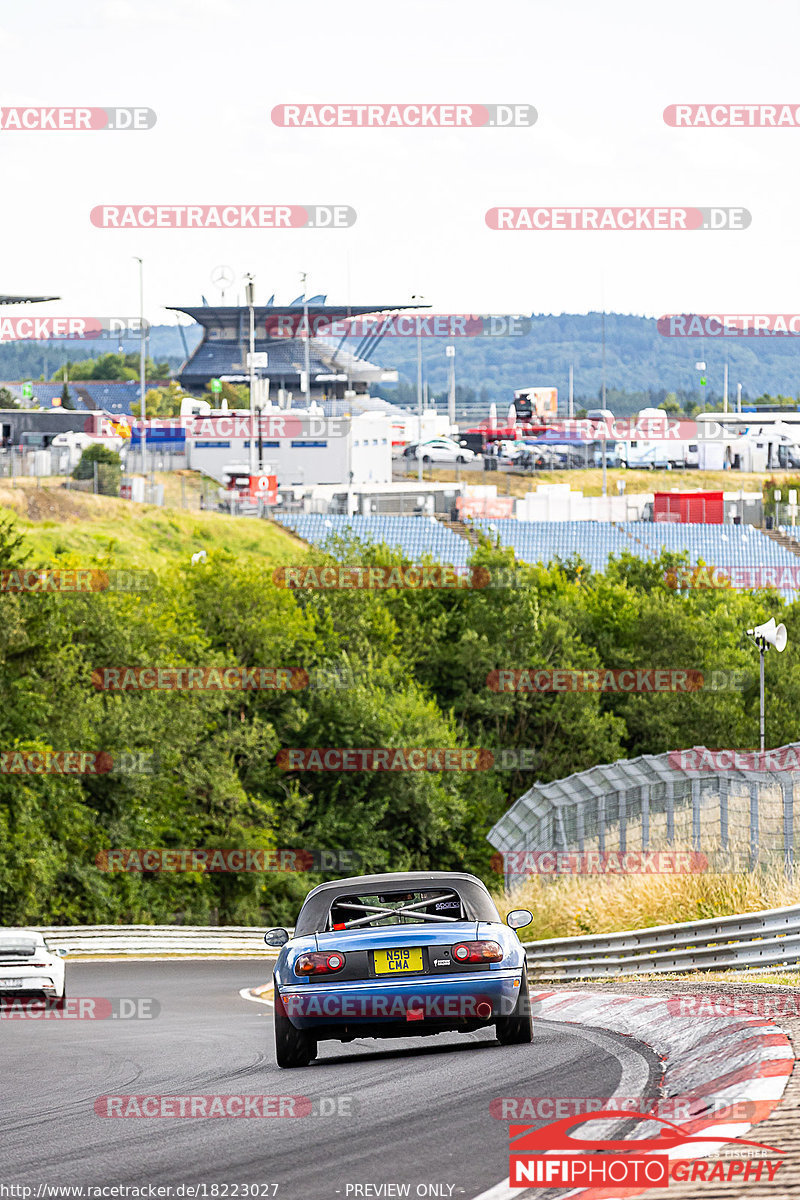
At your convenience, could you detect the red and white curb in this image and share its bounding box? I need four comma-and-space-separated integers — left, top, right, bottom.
474, 988, 794, 1200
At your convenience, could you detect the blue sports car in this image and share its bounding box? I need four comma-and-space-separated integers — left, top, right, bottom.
264, 870, 533, 1068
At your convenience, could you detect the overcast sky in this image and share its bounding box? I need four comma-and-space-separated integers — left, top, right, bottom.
3, 0, 799, 327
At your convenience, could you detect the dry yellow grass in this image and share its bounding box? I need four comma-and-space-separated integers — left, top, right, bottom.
493, 867, 800, 941
424, 466, 769, 500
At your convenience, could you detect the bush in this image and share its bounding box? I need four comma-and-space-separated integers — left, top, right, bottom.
72, 444, 122, 496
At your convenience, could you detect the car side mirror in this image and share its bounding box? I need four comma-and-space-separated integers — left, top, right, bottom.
506, 909, 533, 930
52, 947, 68, 957
264, 928, 290, 948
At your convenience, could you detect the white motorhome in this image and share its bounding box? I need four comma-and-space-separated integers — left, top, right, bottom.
607, 440, 672, 469
49, 430, 104, 470
696, 412, 800, 470
697, 436, 768, 472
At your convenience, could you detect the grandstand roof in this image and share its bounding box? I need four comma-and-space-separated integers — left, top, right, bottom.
167, 302, 427, 325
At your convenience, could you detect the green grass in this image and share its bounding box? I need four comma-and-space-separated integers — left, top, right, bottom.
0, 477, 307, 570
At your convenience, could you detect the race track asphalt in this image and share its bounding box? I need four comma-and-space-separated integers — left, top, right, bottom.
0, 962, 662, 1200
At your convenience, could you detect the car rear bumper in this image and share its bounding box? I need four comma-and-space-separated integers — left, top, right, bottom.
278, 968, 524, 1031
0, 966, 61, 995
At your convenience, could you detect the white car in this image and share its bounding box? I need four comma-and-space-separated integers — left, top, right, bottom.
407, 438, 475, 464
0, 930, 67, 1007
494, 440, 527, 463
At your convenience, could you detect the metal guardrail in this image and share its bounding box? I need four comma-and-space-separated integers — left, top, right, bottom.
31, 906, 800, 973
524, 902, 800, 978
33, 925, 290, 957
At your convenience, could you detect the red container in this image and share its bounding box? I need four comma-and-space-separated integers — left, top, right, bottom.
653, 491, 724, 524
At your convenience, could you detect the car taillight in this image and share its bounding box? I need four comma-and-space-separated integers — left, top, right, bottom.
451, 940, 503, 964
30, 962, 48, 968
294, 951, 346, 976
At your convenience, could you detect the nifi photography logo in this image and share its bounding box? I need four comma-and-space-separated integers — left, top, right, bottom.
508, 1111, 784, 1188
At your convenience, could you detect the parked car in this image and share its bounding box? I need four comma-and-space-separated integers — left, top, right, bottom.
266, 870, 533, 1067
0, 930, 67, 1007
403, 439, 475, 464
493, 439, 524, 464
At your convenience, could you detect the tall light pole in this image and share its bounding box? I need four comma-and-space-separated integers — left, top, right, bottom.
300, 271, 311, 409
133, 257, 146, 475
245, 273, 256, 475
745, 618, 788, 752
411, 294, 425, 482
446, 344, 456, 431
601, 309, 607, 497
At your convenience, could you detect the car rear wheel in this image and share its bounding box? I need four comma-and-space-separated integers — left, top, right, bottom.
422, 455, 432, 464
496, 975, 533, 1045
274, 991, 317, 1068
456, 454, 468, 463
51, 989, 67, 1010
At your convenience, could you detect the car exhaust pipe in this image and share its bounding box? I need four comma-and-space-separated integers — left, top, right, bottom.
476, 1001, 493, 1020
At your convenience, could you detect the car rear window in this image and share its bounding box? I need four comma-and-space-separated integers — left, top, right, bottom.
328, 889, 465, 930
0, 938, 38, 956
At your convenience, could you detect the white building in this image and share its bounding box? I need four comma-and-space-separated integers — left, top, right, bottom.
182, 408, 392, 488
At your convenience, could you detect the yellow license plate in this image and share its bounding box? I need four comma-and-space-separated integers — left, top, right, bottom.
373, 948, 424, 975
